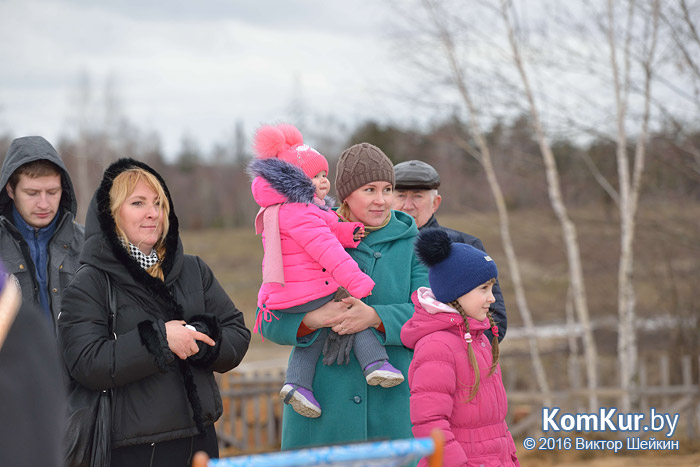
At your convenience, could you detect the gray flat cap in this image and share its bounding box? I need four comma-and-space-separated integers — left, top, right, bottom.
394, 160, 440, 190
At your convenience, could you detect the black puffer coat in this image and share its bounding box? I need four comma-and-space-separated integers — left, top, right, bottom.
57, 158, 250, 448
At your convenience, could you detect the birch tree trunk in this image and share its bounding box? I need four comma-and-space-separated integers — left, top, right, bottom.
422, 0, 552, 406
564, 286, 582, 407
498, 0, 599, 410
71, 73, 95, 224
606, 0, 660, 411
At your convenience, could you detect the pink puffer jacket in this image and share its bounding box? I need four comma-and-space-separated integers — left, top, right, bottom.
251, 175, 374, 311
401, 288, 520, 467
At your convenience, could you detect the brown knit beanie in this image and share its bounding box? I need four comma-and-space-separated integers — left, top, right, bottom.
335, 143, 395, 202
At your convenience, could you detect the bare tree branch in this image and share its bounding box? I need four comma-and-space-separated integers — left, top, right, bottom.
499, 0, 600, 410
421, 0, 553, 406
580, 150, 621, 206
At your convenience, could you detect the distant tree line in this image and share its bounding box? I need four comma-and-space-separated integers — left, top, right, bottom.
0, 113, 698, 229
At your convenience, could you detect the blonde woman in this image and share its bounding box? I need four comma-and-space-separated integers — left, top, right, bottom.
58, 158, 250, 466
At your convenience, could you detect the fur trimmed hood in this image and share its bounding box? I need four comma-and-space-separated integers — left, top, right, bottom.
81, 158, 184, 294
248, 157, 335, 210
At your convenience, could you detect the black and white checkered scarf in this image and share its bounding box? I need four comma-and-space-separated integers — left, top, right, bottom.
124, 241, 160, 270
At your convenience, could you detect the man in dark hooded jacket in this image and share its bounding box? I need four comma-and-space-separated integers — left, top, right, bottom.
0, 136, 84, 332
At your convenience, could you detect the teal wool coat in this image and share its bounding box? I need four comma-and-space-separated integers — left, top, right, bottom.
260, 210, 428, 449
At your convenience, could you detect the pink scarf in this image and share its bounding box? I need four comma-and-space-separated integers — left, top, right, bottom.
254, 204, 285, 285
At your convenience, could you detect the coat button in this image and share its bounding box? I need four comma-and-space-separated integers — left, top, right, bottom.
19, 264, 25, 270
481, 342, 486, 347
59, 264, 63, 270
373, 251, 382, 258
352, 395, 362, 404
325, 281, 329, 285
52, 288, 58, 293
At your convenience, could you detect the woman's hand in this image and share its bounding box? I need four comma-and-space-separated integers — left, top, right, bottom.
165, 320, 215, 360
326, 297, 381, 335
301, 300, 349, 331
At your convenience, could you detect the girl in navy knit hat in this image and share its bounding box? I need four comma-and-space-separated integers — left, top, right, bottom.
401, 228, 520, 467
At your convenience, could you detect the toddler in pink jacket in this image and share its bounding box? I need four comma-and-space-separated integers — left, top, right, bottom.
249, 124, 404, 419
401, 228, 520, 467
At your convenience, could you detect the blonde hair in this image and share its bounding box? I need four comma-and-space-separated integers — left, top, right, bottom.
109, 168, 170, 280
448, 296, 500, 403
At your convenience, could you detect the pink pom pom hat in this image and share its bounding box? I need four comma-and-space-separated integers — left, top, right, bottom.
252, 123, 328, 179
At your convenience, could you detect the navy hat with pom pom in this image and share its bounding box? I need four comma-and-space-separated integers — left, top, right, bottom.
414, 228, 498, 304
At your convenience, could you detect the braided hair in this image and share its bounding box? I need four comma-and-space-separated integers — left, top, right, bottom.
448, 298, 500, 403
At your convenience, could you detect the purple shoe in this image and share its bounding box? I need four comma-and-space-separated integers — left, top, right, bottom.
364, 360, 405, 388
280, 384, 322, 418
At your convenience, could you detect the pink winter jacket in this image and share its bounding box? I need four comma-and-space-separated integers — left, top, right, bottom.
401, 288, 520, 467
251, 176, 375, 311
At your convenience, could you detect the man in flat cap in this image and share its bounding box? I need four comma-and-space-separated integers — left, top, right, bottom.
393, 160, 507, 341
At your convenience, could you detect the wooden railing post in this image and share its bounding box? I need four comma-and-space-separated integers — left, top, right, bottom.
638, 357, 648, 413
660, 352, 670, 409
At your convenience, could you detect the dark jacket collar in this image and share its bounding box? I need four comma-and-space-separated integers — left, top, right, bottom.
421, 214, 440, 230
12, 204, 60, 242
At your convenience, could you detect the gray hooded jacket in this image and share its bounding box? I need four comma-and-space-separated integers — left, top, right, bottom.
0, 136, 85, 331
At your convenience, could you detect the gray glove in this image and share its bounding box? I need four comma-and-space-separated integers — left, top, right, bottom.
322, 330, 355, 365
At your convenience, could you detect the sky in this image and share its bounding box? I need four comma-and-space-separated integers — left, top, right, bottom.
0, 0, 419, 159
3, 0, 695, 162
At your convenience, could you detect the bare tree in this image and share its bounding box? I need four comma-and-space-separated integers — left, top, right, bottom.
67, 71, 95, 223
663, 0, 700, 109
420, 0, 553, 406
66, 72, 144, 222
658, 1, 700, 178
605, 0, 660, 411
497, 0, 600, 410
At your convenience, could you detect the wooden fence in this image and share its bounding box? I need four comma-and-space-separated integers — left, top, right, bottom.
503, 351, 700, 439
215, 365, 286, 456
214, 351, 700, 455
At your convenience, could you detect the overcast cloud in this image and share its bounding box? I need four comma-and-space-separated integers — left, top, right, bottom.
0, 0, 413, 158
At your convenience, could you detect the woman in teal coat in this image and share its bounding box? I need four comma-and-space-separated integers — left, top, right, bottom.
260, 142, 428, 449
